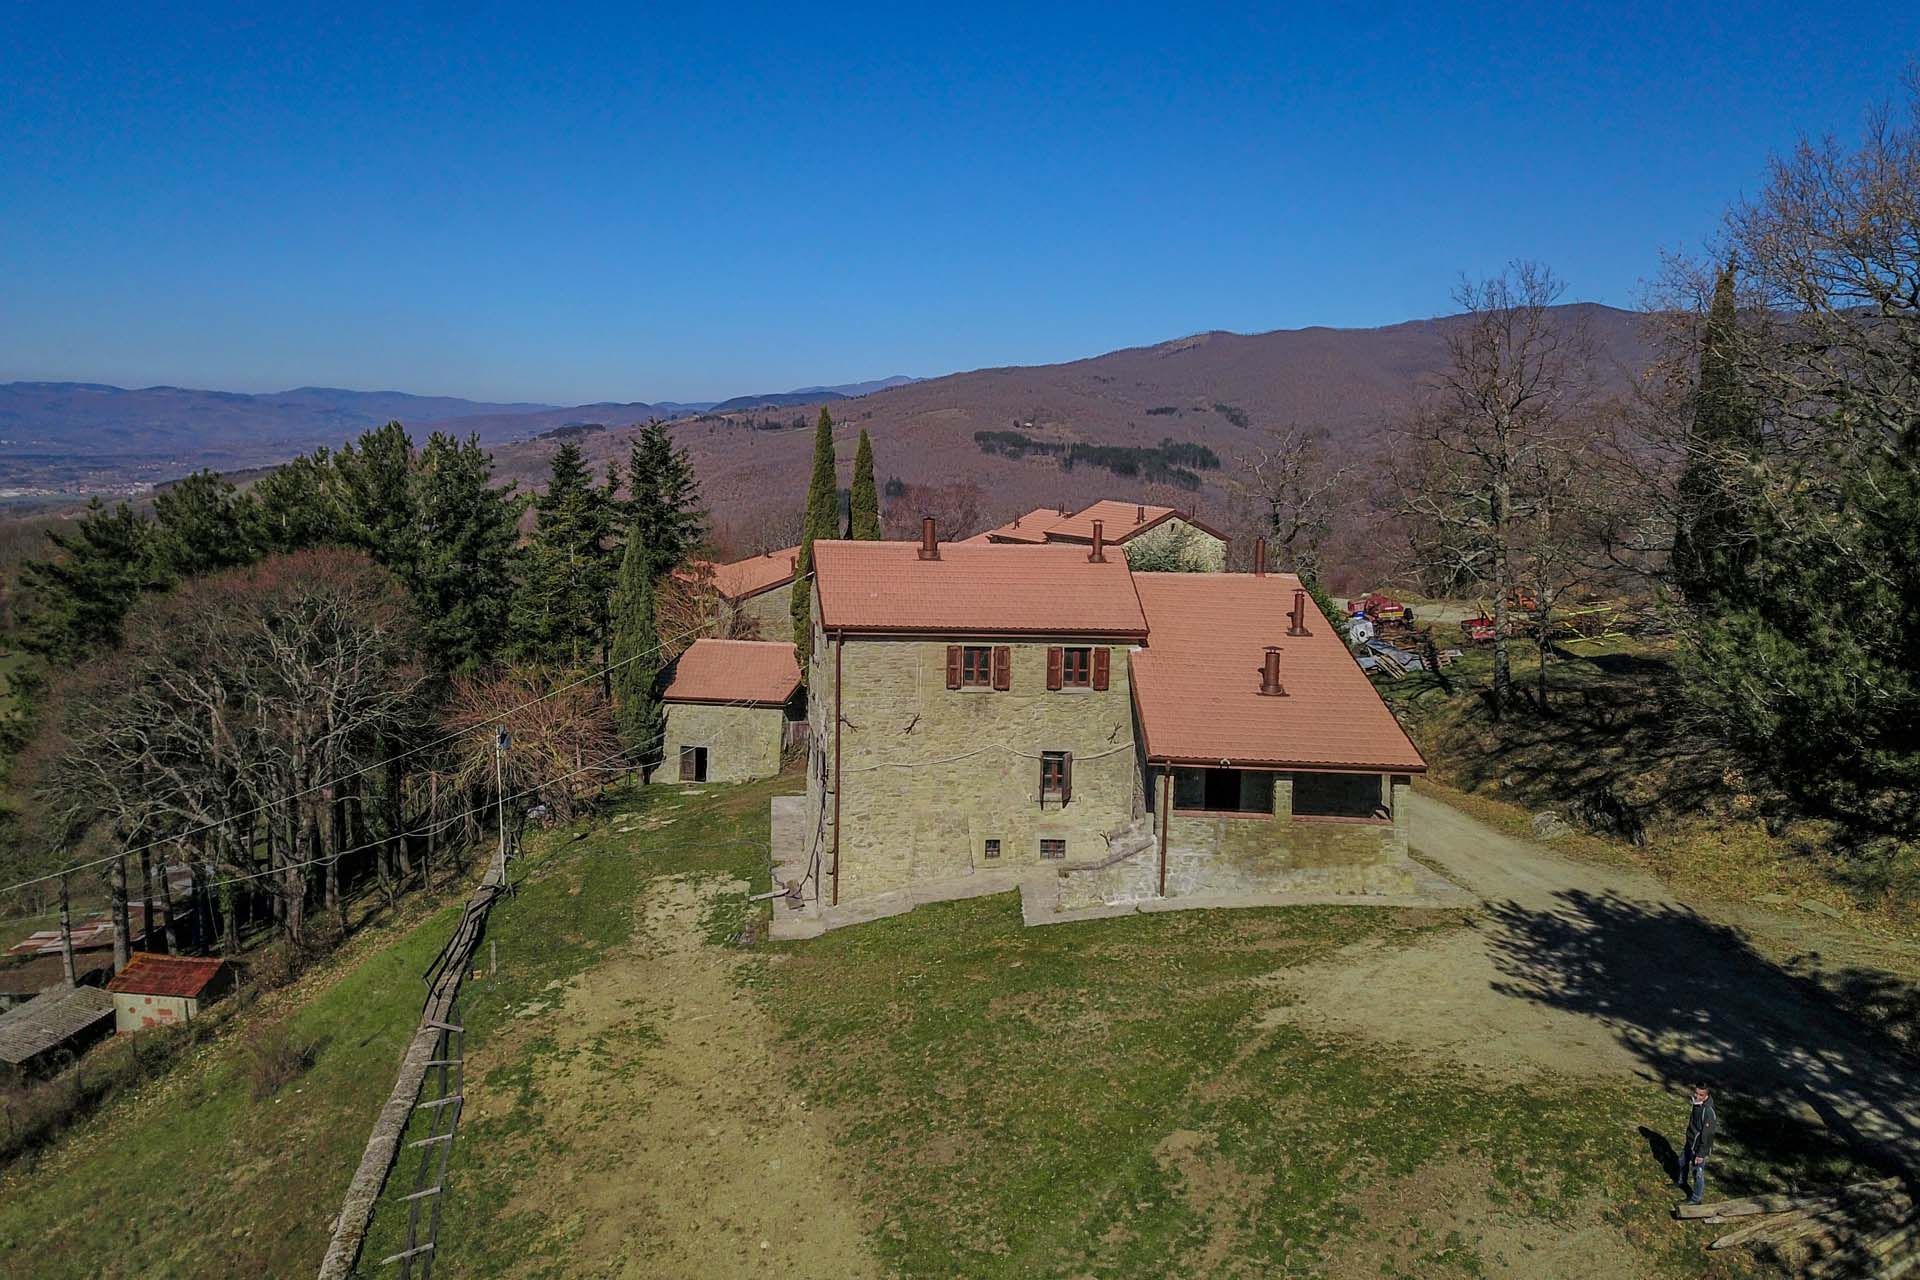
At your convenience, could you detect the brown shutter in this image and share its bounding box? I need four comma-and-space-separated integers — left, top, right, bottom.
1046, 646, 1063, 690
945, 645, 961, 689
1092, 647, 1110, 691
679, 747, 694, 782
1061, 751, 1073, 805
992, 645, 1011, 690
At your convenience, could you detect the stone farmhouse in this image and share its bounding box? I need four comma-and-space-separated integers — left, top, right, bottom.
783, 517, 1426, 929
694, 545, 800, 636
661, 638, 803, 783
965, 499, 1227, 571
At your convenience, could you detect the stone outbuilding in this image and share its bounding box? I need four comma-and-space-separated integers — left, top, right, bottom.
105, 954, 233, 1033
661, 638, 803, 784
968, 499, 1227, 571
692, 545, 800, 637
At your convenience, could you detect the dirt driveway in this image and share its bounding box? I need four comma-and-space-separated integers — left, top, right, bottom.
1278, 792, 1920, 1175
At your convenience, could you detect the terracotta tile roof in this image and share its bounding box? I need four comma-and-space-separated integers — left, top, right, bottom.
978, 507, 1060, 544
0, 984, 115, 1067
662, 638, 801, 706
105, 953, 229, 999
811, 540, 1149, 637
978, 500, 1227, 546
705, 546, 800, 601
1129, 573, 1427, 772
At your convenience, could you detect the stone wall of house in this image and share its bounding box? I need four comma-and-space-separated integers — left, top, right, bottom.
811, 632, 1145, 903
732, 583, 794, 639
1123, 518, 1227, 572
1052, 773, 1416, 911
663, 701, 785, 783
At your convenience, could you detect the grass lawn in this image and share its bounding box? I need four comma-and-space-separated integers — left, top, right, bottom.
0, 880, 478, 1277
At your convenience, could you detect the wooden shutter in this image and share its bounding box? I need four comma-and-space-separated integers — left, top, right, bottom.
1061, 751, 1073, 805
992, 645, 1011, 690
945, 645, 962, 689
679, 747, 695, 781
1091, 647, 1110, 691
1046, 646, 1064, 690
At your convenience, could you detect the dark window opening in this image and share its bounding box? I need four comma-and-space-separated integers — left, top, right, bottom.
1039, 838, 1067, 860
1040, 750, 1072, 803
1292, 772, 1389, 821
983, 838, 1002, 860
1060, 646, 1092, 686
679, 745, 708, 783
1172, 767, 1273, 815
960, 645, 994, 687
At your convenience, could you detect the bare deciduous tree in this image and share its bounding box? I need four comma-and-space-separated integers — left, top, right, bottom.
1235, 423, 1350, 582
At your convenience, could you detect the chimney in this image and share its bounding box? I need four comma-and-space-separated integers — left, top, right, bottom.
1089, 520, 1107, 563
918, 515, 940, 561
1288, 588, 1311, 636
1135, 503, 1145, 522
1058, 503, 1070, 516
1253, 537, 1268, 577
1259, 645, 1287, 696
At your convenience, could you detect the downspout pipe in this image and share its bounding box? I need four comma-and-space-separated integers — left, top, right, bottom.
1157, 765, 1171, 898
832, 629, 843, 907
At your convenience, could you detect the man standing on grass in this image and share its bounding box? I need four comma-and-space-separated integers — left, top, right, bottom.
1679, 1084, 1717, 1204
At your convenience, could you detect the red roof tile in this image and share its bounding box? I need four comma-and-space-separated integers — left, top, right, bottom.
978, 499, 1226, 547
662, 638, 801, 706
1129, 573, 1427, 773
705, 546, 800, 601
811, 540, 1149, 637
105, 953, 229, 999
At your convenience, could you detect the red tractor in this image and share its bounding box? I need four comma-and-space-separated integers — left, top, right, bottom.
1346, 592, 1413, 624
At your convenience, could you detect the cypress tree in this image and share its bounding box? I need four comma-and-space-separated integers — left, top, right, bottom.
848, 428, 881, 539
1672, 261, 1759, 605
792, 408, 839, 665
610, 525, 664, 766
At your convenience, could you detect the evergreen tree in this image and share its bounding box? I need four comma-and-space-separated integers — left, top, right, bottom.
151, 470, 263, 578
20, 499, 163, 661
511, 442, 618, 668
792, 407, 839, 665
254, 450, 346, 552
609, 525, 664, 765
1671, 262, 1760, 605
331, 422, 418, 575
408, 432, 525, 672
624, 420, 704, 581
848, 428, 881, 539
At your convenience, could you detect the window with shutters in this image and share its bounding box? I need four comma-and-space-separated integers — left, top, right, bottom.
1040, 750, 1071, 803
959, 645, 993, 687
1039, 838, 1067, 860
1060, 646, 1092, 686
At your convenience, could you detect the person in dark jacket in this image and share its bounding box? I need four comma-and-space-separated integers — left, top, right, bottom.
1679, 1085, 1717, 1204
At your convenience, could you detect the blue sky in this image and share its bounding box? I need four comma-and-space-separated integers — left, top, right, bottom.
4, 3, 1917, 404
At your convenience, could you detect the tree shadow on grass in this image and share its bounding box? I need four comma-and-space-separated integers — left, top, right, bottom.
1481, 888, 1918, 1272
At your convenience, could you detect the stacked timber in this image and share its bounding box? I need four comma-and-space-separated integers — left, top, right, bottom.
1676, 1177, 1916, 1274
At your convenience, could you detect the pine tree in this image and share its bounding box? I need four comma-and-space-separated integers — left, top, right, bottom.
609, 525, 664, 766
792, 408, 839, 665
624, 420, 704, 582
1672, 261, 1760, 605
151, 470, 263, 578
254, 450, 346, 552
848, 428, 881, 539
20, 499, 163, 661
331, 422, 418, 576
408, 432, 525, 672
511, 442, 616, 668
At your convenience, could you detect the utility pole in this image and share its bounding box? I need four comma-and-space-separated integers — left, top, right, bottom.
494, 728, 510, 865
58, 873, 77, 988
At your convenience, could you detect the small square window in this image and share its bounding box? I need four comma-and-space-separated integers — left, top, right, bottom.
1060, 646, 1092, 686
983, 838, 1001, 860
960, 645, 994, 687
1039, 838, 1067, 860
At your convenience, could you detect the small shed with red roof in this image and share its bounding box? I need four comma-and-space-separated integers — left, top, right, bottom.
660, 639, 803, 784
105, 954, 233, 1032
